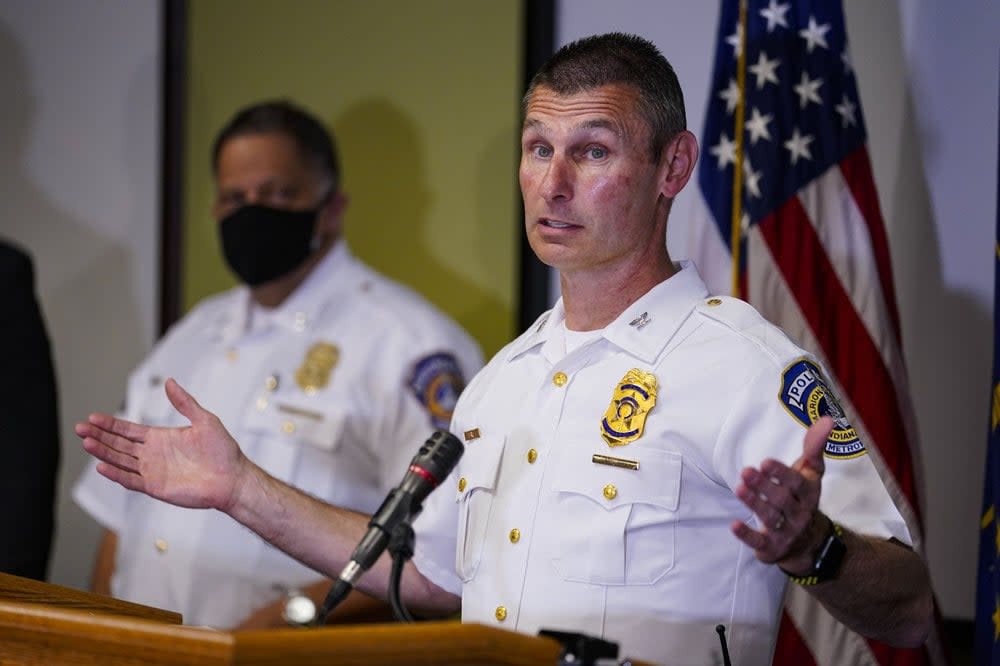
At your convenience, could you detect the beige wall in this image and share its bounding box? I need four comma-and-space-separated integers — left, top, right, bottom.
182, 1, 522, 357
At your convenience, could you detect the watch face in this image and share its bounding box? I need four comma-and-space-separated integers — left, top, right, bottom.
283, 595, 317, 625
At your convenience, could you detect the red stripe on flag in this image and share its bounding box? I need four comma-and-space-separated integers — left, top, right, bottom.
756, 194, 920, 518
773, 611, 819, 665
840, 147, 904, 347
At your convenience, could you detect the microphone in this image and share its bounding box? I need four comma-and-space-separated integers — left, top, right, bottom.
315, 429, 464, 623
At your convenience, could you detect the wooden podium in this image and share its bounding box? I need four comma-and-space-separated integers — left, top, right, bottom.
0, 572, 649, 665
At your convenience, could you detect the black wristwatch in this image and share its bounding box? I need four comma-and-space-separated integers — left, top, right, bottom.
783, 519, 846, 586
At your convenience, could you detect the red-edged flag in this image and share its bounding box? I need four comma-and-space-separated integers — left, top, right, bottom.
687, 1, 949, 663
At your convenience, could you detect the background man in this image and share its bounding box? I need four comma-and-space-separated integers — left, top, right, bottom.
78, 36, 932, 663
73, 100, 482, 629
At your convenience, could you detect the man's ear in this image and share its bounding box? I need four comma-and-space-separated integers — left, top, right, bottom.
316, 191, 348, 240
659, 130, 699, 199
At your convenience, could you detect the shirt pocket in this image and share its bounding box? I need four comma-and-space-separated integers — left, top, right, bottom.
242, 398, 347, 452
454, 437, 505, 583
240, 397, 351, 499
550, 447, 681, 586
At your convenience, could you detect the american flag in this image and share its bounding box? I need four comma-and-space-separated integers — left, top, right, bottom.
687, 1, 949, 664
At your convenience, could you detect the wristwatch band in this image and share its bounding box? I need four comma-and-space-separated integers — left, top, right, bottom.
784, 520, 846, 586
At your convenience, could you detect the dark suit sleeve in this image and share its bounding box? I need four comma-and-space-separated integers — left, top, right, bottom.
0, 242, 60, 580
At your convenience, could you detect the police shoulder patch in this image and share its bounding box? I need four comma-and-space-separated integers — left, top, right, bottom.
779, 359, 866, 459
409, 352, 466, 429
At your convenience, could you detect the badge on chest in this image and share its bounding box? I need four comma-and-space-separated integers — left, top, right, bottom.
600, 368, 658, 447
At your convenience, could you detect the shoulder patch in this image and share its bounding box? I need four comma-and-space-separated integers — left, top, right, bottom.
409, 352, 466, 429
779, 359, 866, 459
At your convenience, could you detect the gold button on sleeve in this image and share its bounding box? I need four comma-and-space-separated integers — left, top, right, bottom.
154, 538, 168, 553
508, 528, 521, 543
458, 477, 467, 492
707, 298, 723, 306
495, 606, 507, 622
552, 371, 568, 387
527, 449, 538, 464
603, 483, 618, 500
282, 421, 295, 434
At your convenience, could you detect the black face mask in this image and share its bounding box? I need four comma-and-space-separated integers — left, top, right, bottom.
219, 204, 319, 286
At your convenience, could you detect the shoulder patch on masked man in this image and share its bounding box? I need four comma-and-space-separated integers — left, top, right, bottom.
409, 352, 466, 430
779, 360, 866, 459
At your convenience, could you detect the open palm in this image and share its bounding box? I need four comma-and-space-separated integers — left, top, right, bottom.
76, 378, 246, 512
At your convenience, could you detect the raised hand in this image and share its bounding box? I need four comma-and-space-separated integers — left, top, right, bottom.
76, 378, 248, 512
731, 416, 833, 567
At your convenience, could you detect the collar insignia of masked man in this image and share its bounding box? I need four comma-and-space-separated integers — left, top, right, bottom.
779, 359, 866, 459
295, 342, 339, 395
601, 369, 658, 447
409, 353, 466, 430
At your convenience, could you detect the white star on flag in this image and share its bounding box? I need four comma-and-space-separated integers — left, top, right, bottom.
710, 133, 738, 169
745, 107, 773, 144
783, 127, 814, 165
748, 51, 781, 89
835, 95, 857, 127
799, 15, 831, 53
726, 23, 743, 59
793, 71, 824, 108
743, 158, 763, 198
759, 0, 790, 33
718, 78, 741, 114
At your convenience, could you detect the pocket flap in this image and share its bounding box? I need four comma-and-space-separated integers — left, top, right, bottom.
455, 437, 505, 501
550, 446, 681, 511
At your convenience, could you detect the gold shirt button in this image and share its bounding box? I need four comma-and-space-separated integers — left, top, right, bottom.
603, 483, 618, 500
458, 477, 467, 492
225, 349, 238, 362
707, 298, 723, 306
255, 396, 268, 412
154, 538, 168, 553
526, 449, 538, 464
509, 528, 520, 543
265, 374, 279, 391
495, 606, 507, 622
552, 371, 568, 387
282, 421, 295, 434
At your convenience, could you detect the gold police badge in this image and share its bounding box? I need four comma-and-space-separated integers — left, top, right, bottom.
295, 342, 339, 394
600, 369, 658, 447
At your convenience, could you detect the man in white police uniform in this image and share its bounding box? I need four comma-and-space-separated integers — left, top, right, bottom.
73, 101, 482, 629
77, 35, 933, 663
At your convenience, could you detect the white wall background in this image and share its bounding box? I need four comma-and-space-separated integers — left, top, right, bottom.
556, 0, 999, 620
0, 0, 161, 593
0, 0, 995, 624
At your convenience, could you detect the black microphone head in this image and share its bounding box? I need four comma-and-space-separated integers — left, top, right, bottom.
411, 429, 464, 488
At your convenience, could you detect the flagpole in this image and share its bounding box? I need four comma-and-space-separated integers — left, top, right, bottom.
729, 0, 748, 296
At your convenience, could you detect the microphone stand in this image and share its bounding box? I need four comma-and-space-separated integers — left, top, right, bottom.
387, 519, 418, 623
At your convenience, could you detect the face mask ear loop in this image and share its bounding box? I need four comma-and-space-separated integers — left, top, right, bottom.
309, 186, 337, 253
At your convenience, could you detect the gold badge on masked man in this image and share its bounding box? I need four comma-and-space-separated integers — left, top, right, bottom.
600, 369, 658, 447
295, 342, 339, 394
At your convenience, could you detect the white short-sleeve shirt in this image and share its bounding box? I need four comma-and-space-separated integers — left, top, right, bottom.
74, 242, 482, 628
412, 261, 908, 666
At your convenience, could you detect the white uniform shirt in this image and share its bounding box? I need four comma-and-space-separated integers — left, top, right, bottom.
412, 261, 909, 666
74, 243, 482, 628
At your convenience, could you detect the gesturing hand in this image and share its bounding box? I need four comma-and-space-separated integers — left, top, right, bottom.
76, 378, 247, 513
731, 416, 833, 567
